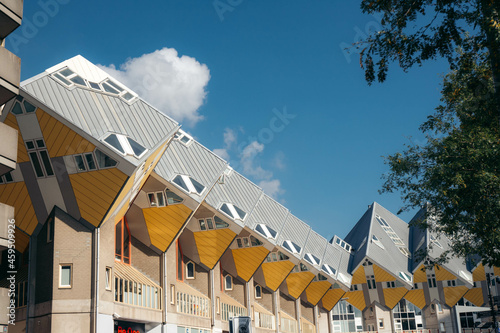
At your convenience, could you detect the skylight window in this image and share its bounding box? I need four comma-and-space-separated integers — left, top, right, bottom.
333, 236, 352, 253
375, 214, 406, 247
172, 175, 206, 195
399, 272, 412, 283
399, 247, 411, 258
430, 234, 443, 249
174, 130, 193, 146
371, 235, 385, 249
282, 240, 301, 254
255, 223, 277, 239
55, 68, 86, 87
102, 133, 147, 158
94, 149, 118, 168
220, 203, 246, 221
304, 253, 321, 266
322, 264, 337, 277
11, 96, 36, 115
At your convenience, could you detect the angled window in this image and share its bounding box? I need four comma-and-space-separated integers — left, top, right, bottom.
250, 236, 263, 246
333, 236, 352, 253
255, 285, 262, 299
399, 272, 412, 283
103, 133, 147, 158
266, 250, 289, 262
376, 214, 406, 247
214, 216, 229, 229
427, 274, 437, 288
54, 68, 87, 88
398, 247, 411, 258
367, 275, 377, 289
148, 192, 165, 207
322, 264, 337, 277
186, 261, 195, 279
0, 171, 14, 184
105, 267, 112, 291
165, 189, 183, 204
11, 96, 36, 115
447, 280, 456, 287
255, 223, 277, 239
430, 234, 443, 249
300, 263, 309, 272
26, 139, 54, 178
304, 253, 321, 266
371, 235, 385, 249
94, 149, 118, 168
115, 218, 131, 264
173, 174, 205, 195
224, 275, 233, 291
282, 240, 301, 255
386, 281, 396, 288
174, 130, 193, 146
220, 203, 246, 221
236, 237, 250, 248
318, 273, 328, 281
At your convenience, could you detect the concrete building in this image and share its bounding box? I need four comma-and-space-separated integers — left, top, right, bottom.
0, 55, 498, 333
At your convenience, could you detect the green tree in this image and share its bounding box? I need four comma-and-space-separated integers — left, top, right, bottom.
381, 52, 500, 267
358, 0, 500, 123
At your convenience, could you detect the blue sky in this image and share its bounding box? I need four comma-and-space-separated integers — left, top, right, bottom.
9, 0, 449, 241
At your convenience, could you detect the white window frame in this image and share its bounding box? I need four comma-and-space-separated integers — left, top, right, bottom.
282, 240, 301, 255
304, 253, 320, 266
174, 129, 193, 146
398, 247, 411, 258
255, 223, 277, 239
59, 264, 72, 288
173, 174, 206, 195
186, 261, 195, 279
224, 275, 233, 291
333, 235, 351, 252
371, 234, 385, 249
26, 139, 55, 178
399, 271, 412, 283
220, 203, 246, 221
148, 191, 166, 207
103, 133, 147, 159
321, 264, 337, 277
255, 285, 262, 299
105, 267, 112, 291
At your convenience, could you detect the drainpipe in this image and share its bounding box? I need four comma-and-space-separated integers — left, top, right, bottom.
92, 227, 100, 333
273, 291, 279, 332
162, 252, 167, 333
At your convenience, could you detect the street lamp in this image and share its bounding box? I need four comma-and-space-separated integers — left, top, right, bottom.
486, 273, 500, 333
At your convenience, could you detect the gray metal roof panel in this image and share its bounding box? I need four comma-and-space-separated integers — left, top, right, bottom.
277, 213, 311, 259
245, 193, 289, 245
302, 230, 328, 267
344, 205, 373, 273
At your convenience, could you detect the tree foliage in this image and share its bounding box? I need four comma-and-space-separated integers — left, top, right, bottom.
381, 53, 500, 267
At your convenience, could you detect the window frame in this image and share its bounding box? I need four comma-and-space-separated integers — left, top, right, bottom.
255, 285, 262, 299
105, 267, 112, 291
103, 133, 147, 159
172, 174, 206, 195
220, 202, 247, 221
25, 139, 55, 178
59, 264, 73, 289
185, 261, 196, 280
115, 218, 131, 264
224, 275, 233, 291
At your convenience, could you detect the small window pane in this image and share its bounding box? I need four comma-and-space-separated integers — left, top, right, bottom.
220, 204, 234, 219
255, 286, 262, 298
29, 152, 45, 177
74, 155, 86, 172
39, 150, 54, 176
35, 139, 45, 148
84, 153, 97, 170
166, 190, 183, 204
102, 82, 120, 94
199, 219, 207, 231
173, 175, 190, 192
122, 92, 134, 101
186, 262, 195, 278
148, 193, 157, 207
189, 177, 205, 194
206, 218, 214, 230
180, 136, 191, 144
11, 102, 23, 115
156, 192, 165, 207
88, 81, 101, 90
95, 149, 118, 168
4, 172, 13, 182
60, 68, 74, 77
70, 75, 86, 86
237, 239, 243, 248
127, 137, 146, 157
60, 265, 71, 286
104, 134, 125, 154
23, 100, 36, 113
106, 80, 124, 92
54, 73, 72, 86
214, 216, 229, 229
25, 141, 35, 150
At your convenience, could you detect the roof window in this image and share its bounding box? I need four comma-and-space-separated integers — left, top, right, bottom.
322, 264, 337, 277
399, 247, 411, 258
282, 240, 301, 255
103, 133, 147, 158
375, 214, 406, 247
399, 272, 412, 283
94, 149, 118, 168
11, 96, 36, 115
255, 223, 277, 239
304, 253, 321, 266
371, 235, 385, 249
430, 234, 443, 249
220, 203, 247, 221
172, 174, 205, 195
333, 236, 352, 253
174, 130, 193, 146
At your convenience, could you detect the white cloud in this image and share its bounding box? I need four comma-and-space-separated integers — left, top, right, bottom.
223, 128, 237, 148
259, 179, 285, 199
213, 148, 230, 161
98, 47, 210, 126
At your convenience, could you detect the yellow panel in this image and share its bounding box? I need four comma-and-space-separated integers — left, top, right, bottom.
4, 113, 29, 163
435, 265, 456, 281
285, 271, 315, 299
404, 289, 426, 310
413, 264, 427, 283
373, 264, 396, 282
36, 109, 95, 157
464, 288, 484, 307
143, 204, 192, 251
473, 264, 486, 282
232, 246, 269, 282
494, 266, 500, 277
194, 228, 237, 269
383, 287, 408, 309
69, 169, 127, 227
321, 289, 345, 311
0, 182, 37, 235
261, 260, 295, 291
351, 265, 366, 285
344, 290, 365, 311
103, 138, 169, 225
443, 286, 469, 307
305, 281, 331, 306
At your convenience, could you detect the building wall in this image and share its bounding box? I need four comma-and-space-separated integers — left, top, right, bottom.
130, 236, 161, 284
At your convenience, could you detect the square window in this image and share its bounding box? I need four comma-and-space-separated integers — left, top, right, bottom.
105, 267, 112, 290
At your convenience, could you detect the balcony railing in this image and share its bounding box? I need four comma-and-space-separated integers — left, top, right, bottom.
255, 311, 275, 330
280, 316, 298, 333
221, 302, 247, 322
176, 291, 210, 318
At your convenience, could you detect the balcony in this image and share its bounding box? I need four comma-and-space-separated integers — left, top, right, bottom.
0, 47, 20, 106
0, 0, 23, 39
0, 122, 17, 177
